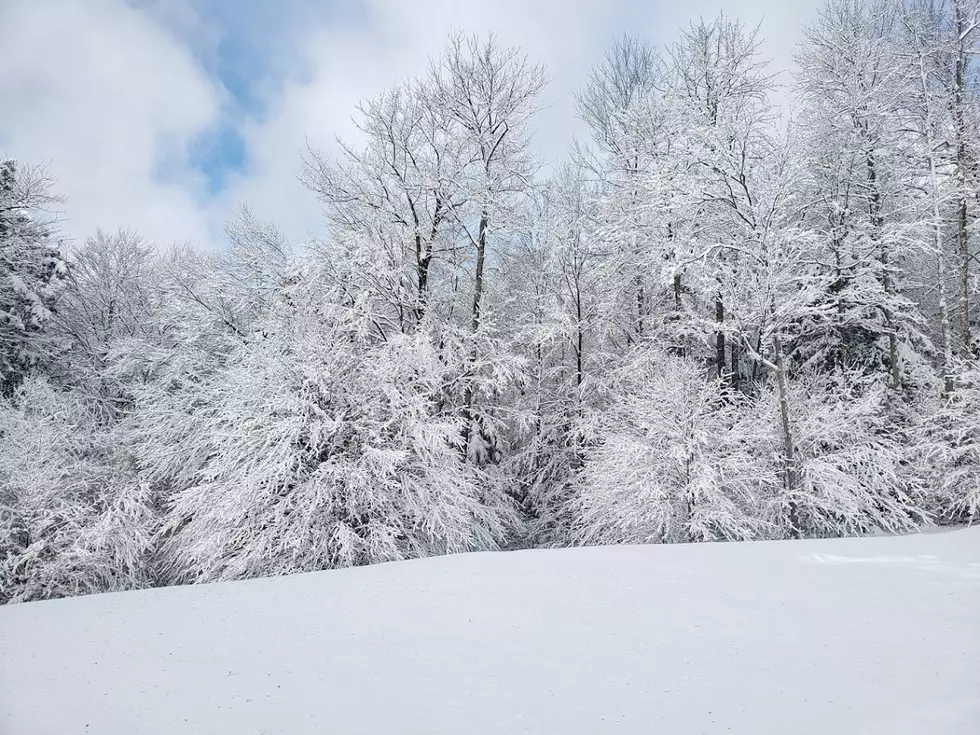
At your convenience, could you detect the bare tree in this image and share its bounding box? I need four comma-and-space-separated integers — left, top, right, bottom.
425, 33, 547, 453
666, 15, 776, 383
577, 35, 660, 159
426, 33, 546, 333
303, 83, 467, 330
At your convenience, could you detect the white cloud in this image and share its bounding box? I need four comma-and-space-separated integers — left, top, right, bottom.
0, 0, 222, 248
212, 0, 627, 243
217, 0, 823, 247
1, 0, 824, 252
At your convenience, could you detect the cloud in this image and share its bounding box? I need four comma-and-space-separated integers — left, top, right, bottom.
211, 0, 631, 243
0, 0, 222, 248
1, 0, 824, 252
215, 0, 824, 246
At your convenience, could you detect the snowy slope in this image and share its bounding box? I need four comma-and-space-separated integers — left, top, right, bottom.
2, 529, 978, 735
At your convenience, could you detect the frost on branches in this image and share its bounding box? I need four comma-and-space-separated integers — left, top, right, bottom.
564, 350, 767, 546
914, 362, 980, 525
0, 379, 154, 603
750, 372, 927, 539
130, 265, 516, 584
0, 160, 65, 394
2, 4, 980, 603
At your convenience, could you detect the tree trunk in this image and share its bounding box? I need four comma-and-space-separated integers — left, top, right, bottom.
715, 294, 726, 382
471, 211, 488, 333
575, 287, 584, 390
774, 336, 801, 538
462, 210, 489, 455
415, 233, 431, 324
953, 2, 972, 353
730, 337, 740, 392
636, 282, 645, 338
414, 198, 442, 324
916, 50, 955, 395
668, 221, 685, 357
866, 147, 900, 389
957, 183, 970, 353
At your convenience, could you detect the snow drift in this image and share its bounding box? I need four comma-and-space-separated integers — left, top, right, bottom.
2, 528, 979, 735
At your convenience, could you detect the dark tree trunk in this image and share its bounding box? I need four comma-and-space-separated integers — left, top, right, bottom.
866, 147, 900, 388
774, 337, 801, 538
715, 295, 726, 382
462, 210, 489, 455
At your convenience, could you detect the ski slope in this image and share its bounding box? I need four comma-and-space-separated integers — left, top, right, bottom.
2, 528, 978, 735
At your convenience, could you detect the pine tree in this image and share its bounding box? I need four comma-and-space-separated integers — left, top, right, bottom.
0, 160, 65, 394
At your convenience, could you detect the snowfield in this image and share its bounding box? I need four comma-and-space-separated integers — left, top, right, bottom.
2, 529, 979, 735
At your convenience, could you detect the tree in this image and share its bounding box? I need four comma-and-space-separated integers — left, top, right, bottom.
128, 259, 516, 583
665, 15, 777, 383
575, 35, 669, 342
903, 0, 980, 354
0, 378, 155, 603
746, 371, 927, 537
564, 349, 767, 546
914, 360, 980, 523
303, 84, 466, 330
577, 35, 660, 158
795, 0, 924, 387
902, 2, 965, 392
424, 33, 547, 458
502, 164, 606, 538
0, 160, 65, 394
945, 0, 980, 352
52, 229, 156, 415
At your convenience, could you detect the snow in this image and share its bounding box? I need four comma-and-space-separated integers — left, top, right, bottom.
2, 529, 979, 735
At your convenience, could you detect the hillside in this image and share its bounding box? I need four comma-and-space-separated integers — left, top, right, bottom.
2, 528, 979, 734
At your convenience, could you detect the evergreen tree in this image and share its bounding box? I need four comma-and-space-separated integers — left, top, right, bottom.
0, 160, 65, 394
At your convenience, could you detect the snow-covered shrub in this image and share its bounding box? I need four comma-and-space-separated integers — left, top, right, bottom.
127, 275, 517, 585
749, 372, 927, 538
0, 378, 156, 603
912, 363, 980, 525
564, 350, 770, 546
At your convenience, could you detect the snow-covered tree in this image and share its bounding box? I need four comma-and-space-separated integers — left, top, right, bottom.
500, 165, 607, 536
422, 33, 547, 459
574, 35, 671, 343
0, 160, 65, 394
303, 83, 466, 330
664, 15, 778, 383
745, 371, 927, 537
794, 0, 924, 386
0, 378, 155, 603
122, 252, 517, 584
901, 0, 980, 355
563, 349, 769, 546
52, 229, 157, 414
913, 361, 980, 524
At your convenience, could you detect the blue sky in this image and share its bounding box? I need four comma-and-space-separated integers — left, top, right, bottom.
0, 0, 821, 250
142, 0, 364, 192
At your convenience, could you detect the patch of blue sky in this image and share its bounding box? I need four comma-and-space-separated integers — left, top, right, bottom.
139, 0, 366, 194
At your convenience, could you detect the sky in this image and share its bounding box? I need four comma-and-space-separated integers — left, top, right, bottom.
0, 0, 824, 251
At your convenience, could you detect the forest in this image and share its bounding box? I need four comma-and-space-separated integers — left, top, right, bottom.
1, 0, 978, 603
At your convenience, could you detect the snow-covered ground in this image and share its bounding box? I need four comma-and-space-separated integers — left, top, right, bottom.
2, 528, 978, 735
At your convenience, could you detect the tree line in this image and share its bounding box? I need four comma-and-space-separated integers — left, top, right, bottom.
1, 0, 978, 603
